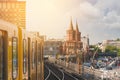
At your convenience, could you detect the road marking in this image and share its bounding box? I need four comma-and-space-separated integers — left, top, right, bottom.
45, 65, 51, 80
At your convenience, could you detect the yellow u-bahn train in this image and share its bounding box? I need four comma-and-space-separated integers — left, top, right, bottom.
0, 19, 44, 80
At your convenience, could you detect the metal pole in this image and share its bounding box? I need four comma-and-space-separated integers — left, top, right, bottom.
92, 47, 99, 80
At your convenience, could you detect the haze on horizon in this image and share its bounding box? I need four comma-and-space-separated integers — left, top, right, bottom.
26, 0, 120, 44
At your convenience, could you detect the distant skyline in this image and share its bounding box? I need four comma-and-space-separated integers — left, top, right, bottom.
26, 0, 120, 44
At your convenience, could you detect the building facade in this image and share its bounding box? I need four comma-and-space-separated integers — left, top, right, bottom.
63, 19, 83, 55
44, 39, 63, 56
0, 0, 26, 28
101, 40, 120, 52
81, 36, 89, 52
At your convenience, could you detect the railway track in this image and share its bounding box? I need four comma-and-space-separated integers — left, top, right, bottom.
44, 61, 85, 80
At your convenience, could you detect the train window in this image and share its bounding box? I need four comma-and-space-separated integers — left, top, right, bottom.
32, 42, 35, 68
12, 37, 18, 79
42, 46, 44, 61
0, 31, 3, 80
23, 39, 27, 74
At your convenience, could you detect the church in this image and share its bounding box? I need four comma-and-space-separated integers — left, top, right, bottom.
63, 19, 83, 55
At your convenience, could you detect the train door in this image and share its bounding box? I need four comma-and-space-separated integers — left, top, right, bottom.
37, 43, 40, 80
28, 38, 31, 80
31, 42, 36, 80
0, 31, 3, 80
40, 44, 42, 80
0, 31, 7, 80
35, 41, 37, 80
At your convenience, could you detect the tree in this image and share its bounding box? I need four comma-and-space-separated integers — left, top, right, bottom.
89, 45, 102, 53
105, 46, 118, 53
56, 53, 60, 59
89, 45, 102, 59
116, 38, 120, 41
118, 49, 120, 56
105, 45, 120, 56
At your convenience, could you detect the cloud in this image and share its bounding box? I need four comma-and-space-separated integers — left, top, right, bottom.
64, 1, 101, 25
102, 11, 120, 29
85, 0, 98, 5
64, 0, 120, 44
79, 1, 101, 19
26, 0, 120, 44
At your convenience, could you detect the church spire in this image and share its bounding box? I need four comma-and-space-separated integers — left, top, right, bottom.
76, 20, 79, 32
69, 17, 73, 30
75, 20, 80, 41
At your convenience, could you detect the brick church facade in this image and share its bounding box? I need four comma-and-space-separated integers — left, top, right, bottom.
63, 19, 83, 55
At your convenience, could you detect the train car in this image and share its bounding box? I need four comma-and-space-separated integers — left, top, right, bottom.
0, 19, 44, 80
36, 35, 41, 80
39, 35, 44, 80
18, 28, 32, 80
0, 19, 18, 80
30, 32, 44, 80
30, 33, 37, 80
18, 29, 44, 80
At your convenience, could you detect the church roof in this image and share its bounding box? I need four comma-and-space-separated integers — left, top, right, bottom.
69, 18, 73, 30
76, 20, 79, 32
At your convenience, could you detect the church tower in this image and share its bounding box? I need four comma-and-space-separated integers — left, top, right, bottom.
66, 18, 75, 41
75, 21, 81, 41
63, 18, 83, 55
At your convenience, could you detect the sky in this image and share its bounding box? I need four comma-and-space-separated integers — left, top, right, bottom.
26, 0, 120, 44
